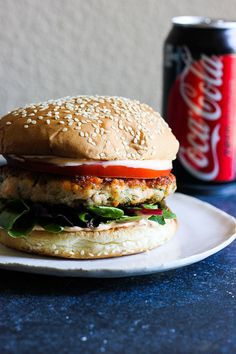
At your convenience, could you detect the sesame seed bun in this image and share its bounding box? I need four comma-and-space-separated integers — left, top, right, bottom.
0, 96, 179, 160
0, 219, 177, 259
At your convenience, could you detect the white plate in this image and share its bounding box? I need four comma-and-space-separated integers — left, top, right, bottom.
0, 193, 235, 277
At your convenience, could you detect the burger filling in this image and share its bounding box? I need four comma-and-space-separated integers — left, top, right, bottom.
0, 165, 176, 237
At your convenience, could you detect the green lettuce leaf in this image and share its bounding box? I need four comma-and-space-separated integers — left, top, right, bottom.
149, 208, 176, 225
40, 222, 64, 233
8, 212, 35, 238
109, 215, 142, 223
0, 200, 29, 231
87, 206, 124, 219
163, 209, 176, 219
78, 212, 90, 223
149, 215, 166, 225
142, 204, 159, 210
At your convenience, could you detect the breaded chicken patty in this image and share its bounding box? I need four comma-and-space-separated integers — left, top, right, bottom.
0, 166, 176, 207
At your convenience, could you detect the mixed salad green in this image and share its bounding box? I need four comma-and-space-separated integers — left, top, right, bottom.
0, 199, 176, 238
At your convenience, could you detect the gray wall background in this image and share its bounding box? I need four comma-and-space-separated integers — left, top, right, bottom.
1, 0, 236, 115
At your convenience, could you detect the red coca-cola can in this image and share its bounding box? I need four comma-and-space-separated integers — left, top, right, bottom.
162, 16, 236, 195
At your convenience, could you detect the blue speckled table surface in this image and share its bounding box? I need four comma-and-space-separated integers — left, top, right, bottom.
0, 194, 235, 354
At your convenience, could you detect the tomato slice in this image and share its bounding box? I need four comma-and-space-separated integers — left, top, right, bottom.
5, 156, 171, 179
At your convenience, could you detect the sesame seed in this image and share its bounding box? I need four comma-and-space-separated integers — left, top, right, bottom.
38, 116, 43, 120
24, 125, 29, 128
46, 119, 50, 125
31, 120, 37, 124
62, 127, 68, 132
27, 119, 32, 124
6, 121, 12, 125
79, 132, 84, 137
59, 121, 65, 125
39, 106, 49, 111
68, 122, 73, 126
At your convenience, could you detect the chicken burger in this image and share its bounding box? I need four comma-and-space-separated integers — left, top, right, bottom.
0, 96, 179, 258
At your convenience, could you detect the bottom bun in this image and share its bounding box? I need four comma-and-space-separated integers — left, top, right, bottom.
0, 219, 177, 259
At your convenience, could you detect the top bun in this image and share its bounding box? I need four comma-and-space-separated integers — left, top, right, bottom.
0, 96, 179, 160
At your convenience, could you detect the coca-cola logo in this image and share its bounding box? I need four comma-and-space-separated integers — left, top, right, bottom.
178, 47, 223, 181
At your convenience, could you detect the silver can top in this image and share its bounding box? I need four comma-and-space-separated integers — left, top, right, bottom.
172, 16, 236, 29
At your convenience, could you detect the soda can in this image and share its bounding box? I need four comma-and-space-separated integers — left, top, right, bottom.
162, 16, 236, 195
